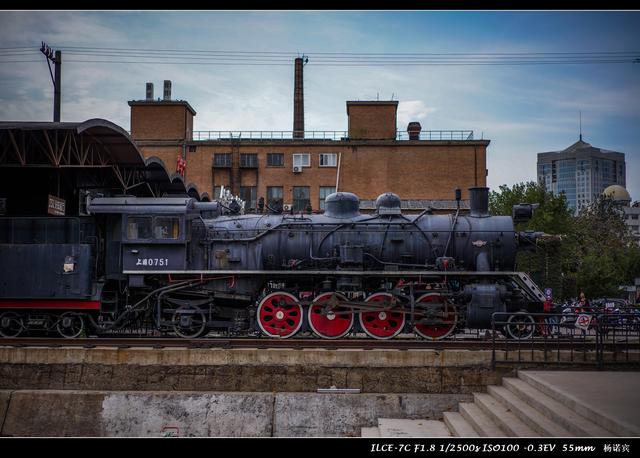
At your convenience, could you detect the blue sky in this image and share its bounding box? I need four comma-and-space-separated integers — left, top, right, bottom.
1, 11, 639, 199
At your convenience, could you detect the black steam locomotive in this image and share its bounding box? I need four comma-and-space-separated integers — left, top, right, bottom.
0, 187, 546, 340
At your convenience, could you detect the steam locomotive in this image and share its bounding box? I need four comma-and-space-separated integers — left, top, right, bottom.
0, 187, 546, 340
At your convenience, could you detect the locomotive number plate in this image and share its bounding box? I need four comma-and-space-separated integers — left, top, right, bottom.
122, 244, 186, 271
135, 258, 169, 267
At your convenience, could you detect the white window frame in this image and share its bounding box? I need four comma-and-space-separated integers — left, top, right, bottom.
319, 153, 337, 167
293, 153, 310, 168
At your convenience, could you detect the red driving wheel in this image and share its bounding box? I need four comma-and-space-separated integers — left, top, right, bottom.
359, 292, 405, 339
414, 293, 458, 340
257, 292, 303, 338
308, 292, 353, 339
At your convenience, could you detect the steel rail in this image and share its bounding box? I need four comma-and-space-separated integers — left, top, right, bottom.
1, 336, 634, 351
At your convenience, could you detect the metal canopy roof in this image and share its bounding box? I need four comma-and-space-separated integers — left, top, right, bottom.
0, 118, 198, 199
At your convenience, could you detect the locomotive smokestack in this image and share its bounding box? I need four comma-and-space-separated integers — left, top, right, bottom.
293, 57, 305, 139
469, 187, 489, 217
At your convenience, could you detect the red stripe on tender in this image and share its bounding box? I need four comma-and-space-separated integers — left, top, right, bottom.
0, 300, 100, 310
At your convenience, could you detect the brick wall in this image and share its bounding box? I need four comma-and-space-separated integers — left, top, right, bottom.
134, 141, 488, 209
347, 102, 398, 140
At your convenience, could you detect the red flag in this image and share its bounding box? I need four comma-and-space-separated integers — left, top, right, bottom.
176, 156, 186, 176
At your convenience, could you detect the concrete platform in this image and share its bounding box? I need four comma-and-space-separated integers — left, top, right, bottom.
0, 390, 471, 437
362, 370, 640, 438
518, 371, 640, 436
377, 419, 451, 437
0, 346, 514, 393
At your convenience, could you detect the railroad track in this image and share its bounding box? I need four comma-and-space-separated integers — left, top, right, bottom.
1, 336, 633, 350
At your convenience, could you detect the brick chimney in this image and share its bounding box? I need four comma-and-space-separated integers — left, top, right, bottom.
407, 122, 422, 140
293, 57, 304, 139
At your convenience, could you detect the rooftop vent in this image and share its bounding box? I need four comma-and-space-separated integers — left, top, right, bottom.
146, 82, 154, 101
407, 122, 422, 140
163, 80, 172, 101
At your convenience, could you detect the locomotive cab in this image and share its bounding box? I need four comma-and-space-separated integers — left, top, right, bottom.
87, 196, 210, 278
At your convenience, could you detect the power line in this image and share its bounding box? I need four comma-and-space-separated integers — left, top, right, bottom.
1, 45, 638, 67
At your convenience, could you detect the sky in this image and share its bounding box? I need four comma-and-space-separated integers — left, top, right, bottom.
1, 11, 639, 200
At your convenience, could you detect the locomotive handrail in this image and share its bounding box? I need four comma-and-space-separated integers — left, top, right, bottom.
121, 269, 534, 276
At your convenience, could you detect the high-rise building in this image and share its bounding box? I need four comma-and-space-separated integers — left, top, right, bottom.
537, 137, 626, 214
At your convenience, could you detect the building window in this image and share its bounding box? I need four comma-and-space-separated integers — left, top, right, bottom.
154, 217, 180, 239
293, 153, 310, 168
267, 186, 283, 210
127, 216, 152, 240
214, 153, 231, 168
319, 186, 336, 210
213, 185, 228, 199
267, 153, 284, 167
293, 186, 311, 212
240, 186, 257, 212
319, 153, 337, 167
188, 145, 197, 153
240, 153, 258, 168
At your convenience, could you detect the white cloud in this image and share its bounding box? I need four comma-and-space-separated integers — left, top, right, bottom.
397, 100, 436, 127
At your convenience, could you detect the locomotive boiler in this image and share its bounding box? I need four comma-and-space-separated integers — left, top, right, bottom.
0, 187, 546, 340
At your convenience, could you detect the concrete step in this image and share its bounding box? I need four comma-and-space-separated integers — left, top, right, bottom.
459, 402, 506, 437
487, 385, 574, 437
473, 392, 539, 437
518, 371, 640, 437
443, 411, 480, 437
361, 426, 381, 437
377, 419, 451, 437
503, 377, 615, 437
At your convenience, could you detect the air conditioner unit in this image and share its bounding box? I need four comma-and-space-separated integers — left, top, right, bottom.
283, 204, 292, 211
293, 166, 302, 173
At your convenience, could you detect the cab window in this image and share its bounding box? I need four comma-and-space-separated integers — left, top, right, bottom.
127, 216, 152, 239
154, 217, 180, 239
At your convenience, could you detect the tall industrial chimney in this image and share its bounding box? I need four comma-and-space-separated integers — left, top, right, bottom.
293, 57, 304, 139
146, 82, 154, 101
163, 80, 172, 101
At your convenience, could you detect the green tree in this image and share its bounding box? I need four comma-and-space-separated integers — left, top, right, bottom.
566, 196, 640, 298
489, 181, 573, 233
489, 182, 574, 298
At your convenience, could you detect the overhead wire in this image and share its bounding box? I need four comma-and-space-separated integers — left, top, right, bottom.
1, 45, 638, 66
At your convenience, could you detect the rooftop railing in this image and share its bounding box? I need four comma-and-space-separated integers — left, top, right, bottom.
191, 131, 347, 141
396, 130, 474, 141
189, 130, 474, 141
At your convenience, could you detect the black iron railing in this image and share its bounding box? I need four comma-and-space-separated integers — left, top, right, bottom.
491, 309, 640, 369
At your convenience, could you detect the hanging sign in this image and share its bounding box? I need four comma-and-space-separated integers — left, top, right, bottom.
47, 195, 66, 216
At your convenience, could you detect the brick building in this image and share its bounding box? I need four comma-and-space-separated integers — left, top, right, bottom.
128, 81, 489, 214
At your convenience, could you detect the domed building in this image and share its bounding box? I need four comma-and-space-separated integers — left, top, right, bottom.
603, 184, 632, 206
602, 185, 640, 245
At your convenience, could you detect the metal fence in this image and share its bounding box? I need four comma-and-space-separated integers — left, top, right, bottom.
491, 310, 640, 369
188, 130, 474, 141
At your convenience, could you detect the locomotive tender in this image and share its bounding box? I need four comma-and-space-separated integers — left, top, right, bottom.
0, 187, 546, 340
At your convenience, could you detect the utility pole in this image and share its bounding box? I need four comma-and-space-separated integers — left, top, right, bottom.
40, 42, 61, 122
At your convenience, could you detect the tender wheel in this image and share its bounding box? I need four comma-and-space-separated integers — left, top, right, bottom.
0, 312, 24, 338
506, 311, 535, 340
359, 292, 405, 340
308, 292, 353, 339
257, 292, 303, 338
171, 305, 207, 338
414, 293, 458, 340
56, 312, 85, 339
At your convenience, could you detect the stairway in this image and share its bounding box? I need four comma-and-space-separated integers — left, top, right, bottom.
363, 371, 627, 437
